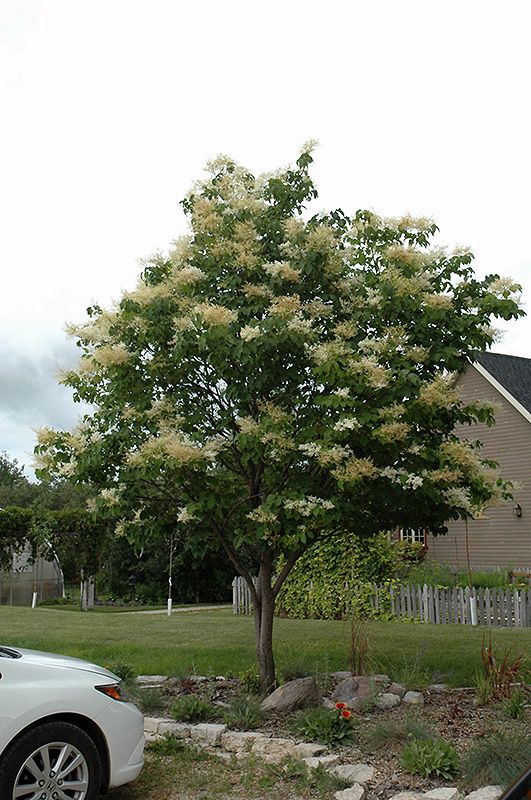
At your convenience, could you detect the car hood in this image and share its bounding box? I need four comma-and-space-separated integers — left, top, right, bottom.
0, 646, 119, 680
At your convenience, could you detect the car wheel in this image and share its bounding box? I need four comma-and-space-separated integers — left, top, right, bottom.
0, 720, 102, 800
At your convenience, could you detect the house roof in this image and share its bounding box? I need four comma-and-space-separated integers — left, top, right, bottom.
475, 352, 531, 412
473, 352, 531, 423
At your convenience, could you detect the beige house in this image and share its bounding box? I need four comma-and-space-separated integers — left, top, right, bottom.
420, 352, 531, 573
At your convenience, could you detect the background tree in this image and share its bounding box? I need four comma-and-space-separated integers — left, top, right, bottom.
35, 145, 523, 690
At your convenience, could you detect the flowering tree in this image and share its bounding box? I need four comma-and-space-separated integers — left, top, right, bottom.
35, 145, 522, 690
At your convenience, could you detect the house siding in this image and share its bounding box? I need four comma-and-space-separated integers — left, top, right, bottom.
425, 365, 531, 572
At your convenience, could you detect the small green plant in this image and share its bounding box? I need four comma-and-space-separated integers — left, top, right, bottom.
462, 731, 531, 787
137, 688, 166, 714
239, 667, 262, 695
392, 644, 431, 690
171, 694, 216, 723
292, 703, 356, 748
147, 733, 185, 756
503, 688, 527, 719
400, 738, 459, 779
366, 716, 435, 751
223, 696, 265, 730
474, 670, 496, 707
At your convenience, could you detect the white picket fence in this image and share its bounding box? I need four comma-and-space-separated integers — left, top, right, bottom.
231, 576, 531, 627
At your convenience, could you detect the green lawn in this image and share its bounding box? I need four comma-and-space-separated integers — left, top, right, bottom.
1, 606, 529, 686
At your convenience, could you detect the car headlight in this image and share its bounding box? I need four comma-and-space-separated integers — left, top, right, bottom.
95, 682, 131, 701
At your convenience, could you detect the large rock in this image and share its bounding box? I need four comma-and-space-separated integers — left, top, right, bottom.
143, 716, 166, 734
158, 721, 191, 738
371, 674, 391, 687
388, 682, 406, 698
403, 690, 424, 706
252, 736, 296, 763
190, 723, 227, 746
292, 742, 328, 758
138, 675, 168, 685
303, 754, 341, 769
220, 731, 264, 752
427, 683, 449, 694
465, 788, 504, 800
389, 793, 423, 800
374, 692, 401, 710
334, 786, 365, 800
331, 671, 354, 682
261, 677, 320, 713
329, 763, 374, 785
424, 789, 463, 800
331, 677, 360, 703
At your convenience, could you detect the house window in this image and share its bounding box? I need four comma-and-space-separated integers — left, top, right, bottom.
400, 527, 427, 545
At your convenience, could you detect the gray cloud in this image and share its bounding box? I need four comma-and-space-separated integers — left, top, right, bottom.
0, 337, 86, 474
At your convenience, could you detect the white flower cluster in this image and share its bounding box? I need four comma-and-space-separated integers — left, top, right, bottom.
381, 467, 422, 489
99, 488, 121, 506
333, 417, 360, 432
332, 388, 350, 398
443, 487, 475, 515
284, 496, 335, 516
239, 325, 261, 341
247, 507, 278, 524
264, 261, 301, 281
286, 315, 313, 335
177, 506, 195, 523
298, 442, 322, 457
405, 474, 423, 489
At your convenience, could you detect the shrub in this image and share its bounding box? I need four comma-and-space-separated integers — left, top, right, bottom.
223, 696, 265, 730
171, 694, 216, 723
461, 731, 531, 787
292, 704, 356, 748
276, 531, 400, 620
400, 738, 459, 779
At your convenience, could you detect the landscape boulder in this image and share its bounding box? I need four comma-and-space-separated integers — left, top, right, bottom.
374, 692, 401, 710
329, 763, 375, 785
465, 788, 503, 800
261, 677, 320, 713
403, 690, 424, 706
334, 787, 365, 800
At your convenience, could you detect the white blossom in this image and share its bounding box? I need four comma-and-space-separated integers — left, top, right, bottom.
334, 417, 360, 432
239, 325, 261, 341
284, 496, 334, 516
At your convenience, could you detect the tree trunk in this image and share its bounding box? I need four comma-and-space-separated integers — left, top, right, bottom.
254, 557, 276, 693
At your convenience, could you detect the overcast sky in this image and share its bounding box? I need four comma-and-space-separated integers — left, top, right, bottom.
1, 0, 531, 475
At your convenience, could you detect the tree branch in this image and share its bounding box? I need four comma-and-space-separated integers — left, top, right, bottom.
272, 549, 303, 597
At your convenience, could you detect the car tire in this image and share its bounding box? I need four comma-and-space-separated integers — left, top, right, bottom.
0, 720, 102, 800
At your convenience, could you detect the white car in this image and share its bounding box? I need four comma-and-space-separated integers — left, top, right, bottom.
0, 645, 144, 800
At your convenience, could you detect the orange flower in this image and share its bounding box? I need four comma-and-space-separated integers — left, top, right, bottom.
341, 709, 352, 719
335, 702, 346, 709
